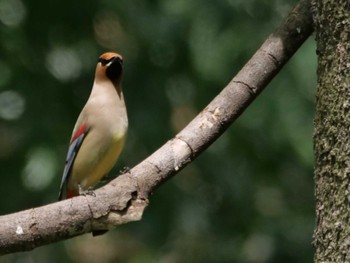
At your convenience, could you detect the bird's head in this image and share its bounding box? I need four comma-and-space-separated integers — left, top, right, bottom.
95, 52, 123, 84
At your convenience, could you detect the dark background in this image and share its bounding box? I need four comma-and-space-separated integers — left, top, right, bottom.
0, 0, 316, 262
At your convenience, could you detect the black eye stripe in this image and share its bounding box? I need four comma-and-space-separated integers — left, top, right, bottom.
98, 58, 111, 65
98, 57, 122, 66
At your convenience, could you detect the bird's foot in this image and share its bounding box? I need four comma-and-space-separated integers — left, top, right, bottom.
119, 166, 131, 174
78, 185, 96, 197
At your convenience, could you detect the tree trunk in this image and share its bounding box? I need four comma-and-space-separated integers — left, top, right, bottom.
313, 0, 350, 261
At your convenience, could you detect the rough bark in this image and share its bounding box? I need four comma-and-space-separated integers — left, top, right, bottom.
0, 0, 313, 255
313, 0, 350, 261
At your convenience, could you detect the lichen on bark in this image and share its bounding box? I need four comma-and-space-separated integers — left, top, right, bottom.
313, 0, 350, 261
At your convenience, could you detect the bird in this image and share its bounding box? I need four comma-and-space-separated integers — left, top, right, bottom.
58, 52, 128, 200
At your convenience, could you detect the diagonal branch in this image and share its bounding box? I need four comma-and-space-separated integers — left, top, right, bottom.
0, 0, 313, 255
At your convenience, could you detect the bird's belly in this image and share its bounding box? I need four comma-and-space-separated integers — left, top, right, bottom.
69, 130, 126, 190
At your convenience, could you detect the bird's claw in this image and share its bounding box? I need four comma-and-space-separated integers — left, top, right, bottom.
119, 166, 131, 174
78, 185, 96, 197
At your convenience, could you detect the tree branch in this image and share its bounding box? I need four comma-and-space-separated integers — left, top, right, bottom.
0, 0, 313, 255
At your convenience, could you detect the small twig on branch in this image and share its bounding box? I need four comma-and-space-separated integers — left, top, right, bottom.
0, 0, 313, 255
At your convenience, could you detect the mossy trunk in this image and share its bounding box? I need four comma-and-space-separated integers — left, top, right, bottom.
313, 0, 350, 261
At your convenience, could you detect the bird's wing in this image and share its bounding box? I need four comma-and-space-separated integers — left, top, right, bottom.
58, 122, 90, 200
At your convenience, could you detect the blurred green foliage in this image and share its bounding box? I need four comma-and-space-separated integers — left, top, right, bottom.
0, 0, 316, 262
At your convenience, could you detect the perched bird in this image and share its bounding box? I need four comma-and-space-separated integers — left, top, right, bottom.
58, 52, 128, 200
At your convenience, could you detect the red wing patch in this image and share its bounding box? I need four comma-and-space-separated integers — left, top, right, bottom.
71, 123, 88, 143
